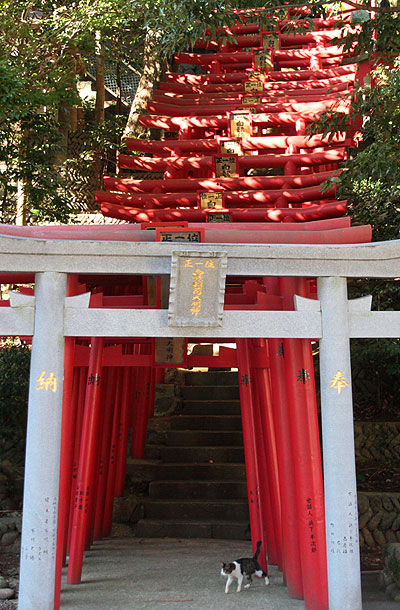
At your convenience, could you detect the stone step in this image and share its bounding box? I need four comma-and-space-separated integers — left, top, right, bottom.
145, 445, 245, 463
182, 400, 241, 415
135, 519, 250, 540
155, 463, 246, 481
124, 458, 160, 480
184, 371, 239, 386
166, 430, 243, 447
181, 385, 240, 400
169, 415, 242, 431
149, 480, 248, 500
143, 498, 249, 521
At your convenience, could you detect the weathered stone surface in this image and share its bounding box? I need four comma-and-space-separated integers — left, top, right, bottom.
357, 494, 369, 514
113, 496, 144, 524
368, 510, 384, 530
0, 588, 14, 600
362, 527, 375, 548
1, 531, 19, 546
373, 529, 387, 547
359, 508, 373, 529
0, 577, 8, 589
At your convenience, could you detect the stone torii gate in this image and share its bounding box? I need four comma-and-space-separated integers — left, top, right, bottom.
1, 235, 399, 610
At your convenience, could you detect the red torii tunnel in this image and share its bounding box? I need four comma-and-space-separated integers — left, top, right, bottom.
9, 3, 377, 610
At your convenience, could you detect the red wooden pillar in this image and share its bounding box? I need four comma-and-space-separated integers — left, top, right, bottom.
114, 366, 133, 497
249, 349, 278, 566
280, 276, 328, 610
102, 367, 124, 537
93, 368, 116, 540
67, 337, 104, 585
236, 338, 268, 573
251, 338, 283, 569
54, 275, 77, 609
131, 344, 152, 459
264, 276, 304, 599
67, 363, 88, 556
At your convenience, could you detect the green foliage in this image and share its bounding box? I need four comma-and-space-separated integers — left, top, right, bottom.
0, 340, 30, 435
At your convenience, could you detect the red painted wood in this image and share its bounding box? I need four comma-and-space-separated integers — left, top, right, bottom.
67, 338, 104, 584
236, 338, 268, 572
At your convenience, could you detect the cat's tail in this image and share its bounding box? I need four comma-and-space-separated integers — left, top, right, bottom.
253, 540, 262, 560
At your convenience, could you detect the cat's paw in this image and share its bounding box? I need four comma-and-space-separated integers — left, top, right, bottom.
244, 584, 250, 589
264, 576, 270, 586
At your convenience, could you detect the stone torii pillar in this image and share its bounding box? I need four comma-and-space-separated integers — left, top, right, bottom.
317, 277, 369, 610
18, 272, 67, 610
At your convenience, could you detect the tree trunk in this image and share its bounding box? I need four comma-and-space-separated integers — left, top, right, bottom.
122, 29, 163, 140
95, 31, 105, 125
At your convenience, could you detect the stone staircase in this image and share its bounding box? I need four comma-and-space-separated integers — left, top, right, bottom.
134, 370, 250, 539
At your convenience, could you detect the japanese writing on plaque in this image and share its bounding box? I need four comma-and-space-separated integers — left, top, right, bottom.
199, 192, 224, 209
247, 70, 265, 80
220, 139, 242, 155
168, 251, 227, 328
242, 95, 261, 105
244, 80, 263, 92
262, 32, 279, 50
253, 48, 273, 71
36, 371, 57, 393
207, 212, 231, 223
159, 230, 202, 242
330, 370, 349, 394
155, 337, 186, 365
214, 155, 238, 178
229, 114, 252, 138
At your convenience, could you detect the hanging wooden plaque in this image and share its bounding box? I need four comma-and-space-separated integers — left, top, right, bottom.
206, 210, 232, 223
253, 48, 273, 71
198, 191, 224, 209
156, 228, 204, 242
241, 95, 261, 105
154, 337, 187, 366
246, 70, 266, 81
244, 80, 264, 92
262, 32, 279, 50
229, 113, 252, 139
214, 154, 239, 178
168, 251, 228, 328
219, 139, 242, 155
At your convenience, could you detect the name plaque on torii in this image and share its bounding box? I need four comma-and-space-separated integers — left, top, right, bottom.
168, 250, 227, 327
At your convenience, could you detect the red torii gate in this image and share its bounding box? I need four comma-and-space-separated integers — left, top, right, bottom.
8, 4, 374, 610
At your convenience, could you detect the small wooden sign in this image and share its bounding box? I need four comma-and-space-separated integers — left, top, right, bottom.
168, 251, 228, 328
229, 113, 252, 139
156, 228, 204, 242
214, 154, 239, 178
142, 221, 188, 231
253, 48, 273, 71
219, 139, 242, 155
241, 95, 261, 105
244, 80, 264, 92
246, 70, 266, 81
261, 32, 279, 50
154, 337, 186, 366
198, 191, 224, 209
206, 211, 232, 223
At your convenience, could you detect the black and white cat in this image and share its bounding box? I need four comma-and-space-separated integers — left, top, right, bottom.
220, 540, 270, 593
